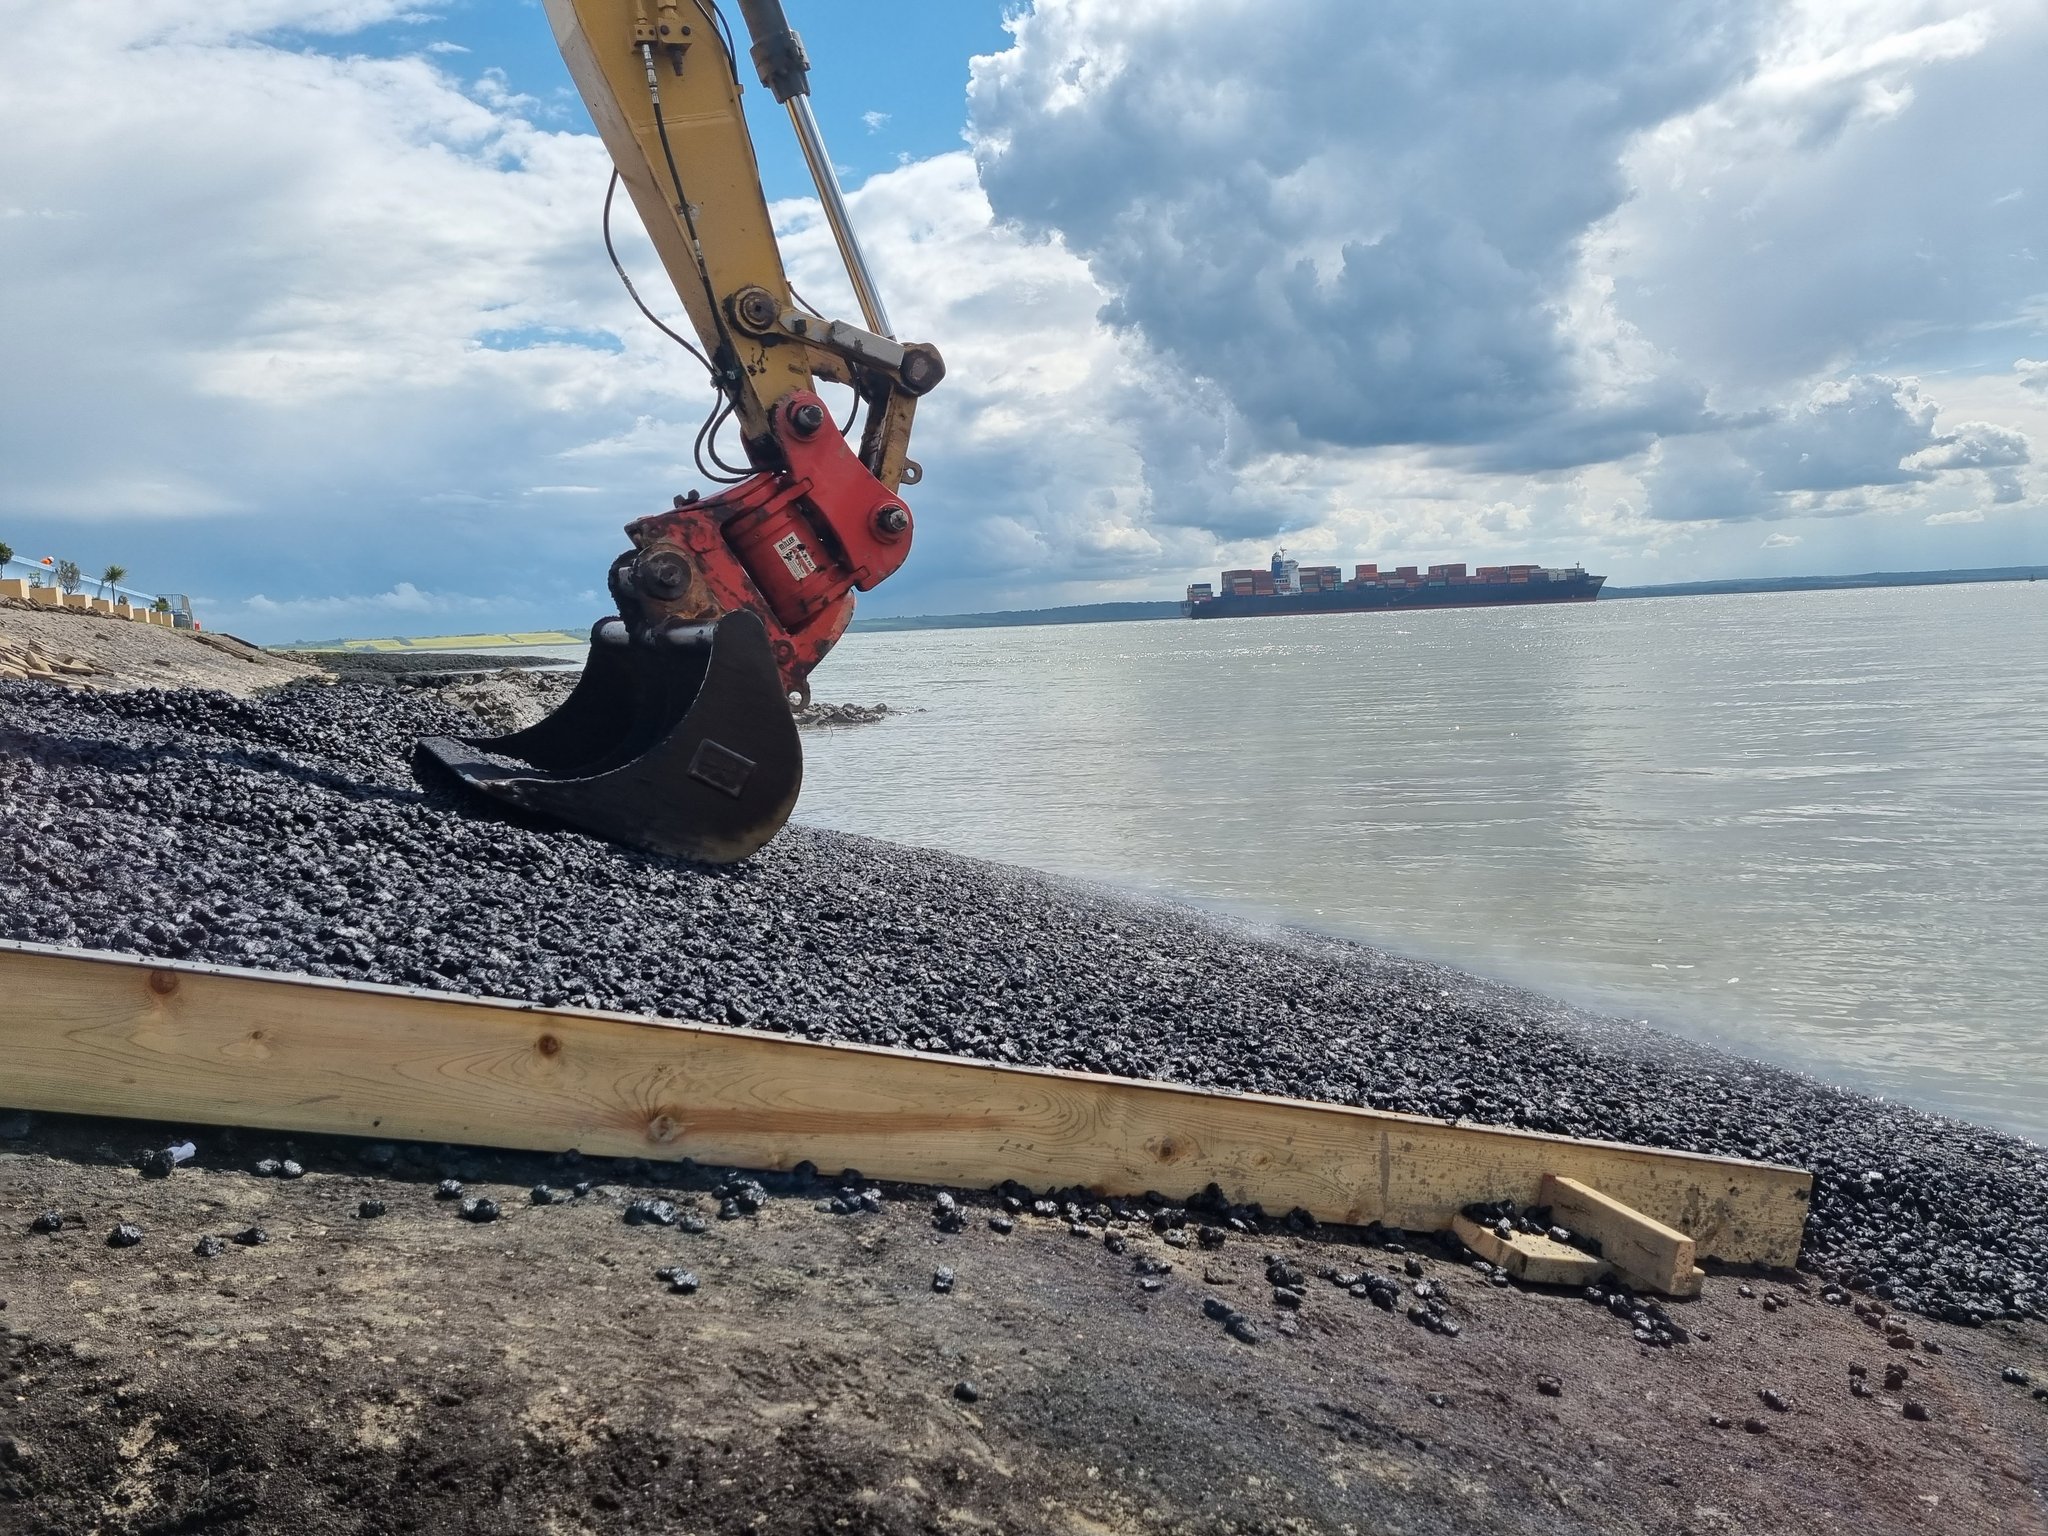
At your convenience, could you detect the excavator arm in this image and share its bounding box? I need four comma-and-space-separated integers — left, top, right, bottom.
415, 0, 943, 863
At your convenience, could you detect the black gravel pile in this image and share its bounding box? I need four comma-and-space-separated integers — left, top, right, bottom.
2, 681, 2043, 1327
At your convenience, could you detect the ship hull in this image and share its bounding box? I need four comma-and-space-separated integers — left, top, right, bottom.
1183, 575, 1605, 619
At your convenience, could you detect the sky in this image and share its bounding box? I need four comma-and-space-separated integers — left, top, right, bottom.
2, 0, 2045, 641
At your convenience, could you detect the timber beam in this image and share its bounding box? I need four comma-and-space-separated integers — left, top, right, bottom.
0, 942, 1812, 1267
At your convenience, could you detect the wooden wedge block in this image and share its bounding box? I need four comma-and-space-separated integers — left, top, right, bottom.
1542, 1173, 1699, 1296
1451, 1214, 1606, 1286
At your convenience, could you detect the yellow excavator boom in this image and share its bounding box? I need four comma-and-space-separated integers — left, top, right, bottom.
415, 0, 944, 863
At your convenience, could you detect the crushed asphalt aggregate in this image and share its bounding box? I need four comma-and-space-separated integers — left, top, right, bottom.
1, 679, 2043, 1332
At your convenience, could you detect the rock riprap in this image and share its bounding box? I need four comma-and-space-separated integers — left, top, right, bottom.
1, 679, 2043, 1326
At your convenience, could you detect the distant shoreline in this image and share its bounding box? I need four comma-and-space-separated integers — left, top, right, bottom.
1598, 564, 2048, 601
283, 564, 2046, 649
849, 564, 2048, 631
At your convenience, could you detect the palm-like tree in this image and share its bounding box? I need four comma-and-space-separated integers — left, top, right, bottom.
0, 539, 14, 572
97, 563, 128, 600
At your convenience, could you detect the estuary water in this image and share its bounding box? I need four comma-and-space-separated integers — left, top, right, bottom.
788, 581, 2048, 1143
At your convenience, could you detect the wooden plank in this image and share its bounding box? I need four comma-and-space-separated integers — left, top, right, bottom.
0, 942, 1812, 1264
1542, 1173, 1699, 1295
1450, 1214, 1605, 1286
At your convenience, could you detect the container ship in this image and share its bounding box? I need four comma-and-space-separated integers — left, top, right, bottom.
1182, 551, 1605, 618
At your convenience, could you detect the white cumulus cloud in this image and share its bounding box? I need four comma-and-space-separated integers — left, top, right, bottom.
4, 0, 2046, 640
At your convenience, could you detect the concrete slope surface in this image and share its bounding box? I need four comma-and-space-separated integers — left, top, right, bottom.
1, 603, 315, 694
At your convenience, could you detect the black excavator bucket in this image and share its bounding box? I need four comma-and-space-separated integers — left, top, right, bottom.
413, 610, 801, 864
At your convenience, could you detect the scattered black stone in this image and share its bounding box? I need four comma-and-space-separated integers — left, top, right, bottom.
572, 1181, 593, 1200
932, 1193, 966, 1233
1138, 1278, 1164, 1292
29, 1211, 62, 1235
459, 1197, 501, 1223
655, 1267, 700, 1295
1274, 1287, 1303, 1310
254, 1159, 282, 1178
678, 1213, 708, 1235
1265, 1258, 1306, 1289
1353, 1274, 1402, 1312
988, 1215, 1015, 1235
107, 1223, 143, 1248
1851, 1378, 1874, 1398
194, 1234, 226, 1257
138, 1140, 195, 1178
278, 1159, 304, 1179
1708, 1414, 1732, 1429
5, 680, 2044, 1328
623, 1198, 678, 1227
2001, 1366, 2032, 1386
933, 1267, 955, 1294
1536, 1376, 1562, 1398
1135, 1255, 1173, 1277
434, 1179, 463, 1200
1743, 1418, 1769, 1434
529, 1184, 556, 1205
358, 1200, 386, 1219
1759, 1388, 1790, 1413
953, 1381, 979, 1403
1196, 1226, 1226, 1250
233, 1226, 268, 1247
1104, 1231, 1127, 1255
1884, 1363, 1910, 1391
1903, 1400, 1931, 1421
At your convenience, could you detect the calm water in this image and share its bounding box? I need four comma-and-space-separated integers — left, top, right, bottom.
781, 583, 2048, 1143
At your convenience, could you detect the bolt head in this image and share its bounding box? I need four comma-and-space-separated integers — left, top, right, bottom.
790, 401, 828, 436
733, 288, 780, 331
899, 344, 947, 396
874, 505, 910, 535
634, 549, 692, 601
